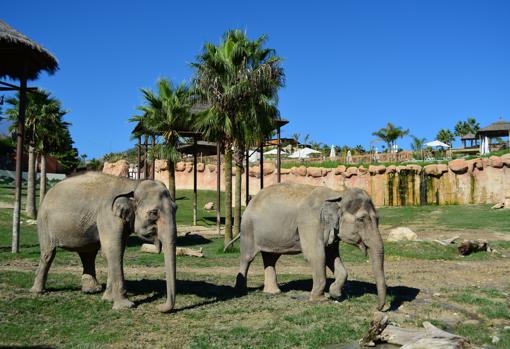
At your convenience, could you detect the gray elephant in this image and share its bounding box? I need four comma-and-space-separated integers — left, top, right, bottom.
230, 183, 386, 310
31, 172, 177, 312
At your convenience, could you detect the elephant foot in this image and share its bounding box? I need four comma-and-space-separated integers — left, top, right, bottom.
309, 293, 328, 302
81, 274, 103, 294
328, 283, 343, 300
157, 302, 174, 313
234, 273, 247, 293
263, 285, 281, 294
112, 298, 134, 310
102, 290, 113, 302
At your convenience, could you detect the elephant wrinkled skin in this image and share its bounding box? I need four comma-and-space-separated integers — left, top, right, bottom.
31, 172, 177, 313
233, 183, 386, 310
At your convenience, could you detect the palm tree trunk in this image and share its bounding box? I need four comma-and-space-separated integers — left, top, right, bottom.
224, 145, 233, 246
26, 144, 37, 218
39, 153, 47, 204
167, 159, 176, 202
233, 143, 244, 237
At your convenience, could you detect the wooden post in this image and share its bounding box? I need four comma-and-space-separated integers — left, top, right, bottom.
144, 135, 149, 179
12, 67, 27, 253
245, 149, 250, 206
259, 141, 264, 189
193, 137, 197, 226
137, 136, 141, 180
277, 126, 281, 183
151, 135, 156, 180
216, 142, 221, 236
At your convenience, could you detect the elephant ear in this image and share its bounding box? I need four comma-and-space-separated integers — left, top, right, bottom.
112, 192, 135, 223
320, 195, 342, 245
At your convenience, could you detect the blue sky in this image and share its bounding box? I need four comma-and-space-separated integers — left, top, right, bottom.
3, 1, 510, 158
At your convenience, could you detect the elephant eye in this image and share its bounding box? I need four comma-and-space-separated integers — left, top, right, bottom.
148, 210, 159, 221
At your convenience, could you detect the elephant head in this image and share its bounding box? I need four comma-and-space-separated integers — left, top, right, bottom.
320, 188, 386, 310
112, 180, 176, 313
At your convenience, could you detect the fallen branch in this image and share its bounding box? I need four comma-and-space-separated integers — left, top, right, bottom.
140, 243, 204, 257
433, 235, 460, 246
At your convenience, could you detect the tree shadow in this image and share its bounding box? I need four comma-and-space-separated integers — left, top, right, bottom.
280, 278, 419, 311
176, 233, 212, 247
203, 216, 225, 224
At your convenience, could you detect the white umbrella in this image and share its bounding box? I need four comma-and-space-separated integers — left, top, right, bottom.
264, 148, 288, 155
329, 145, 336, 158
425, 140, 450, 148
288, 147, 321, 159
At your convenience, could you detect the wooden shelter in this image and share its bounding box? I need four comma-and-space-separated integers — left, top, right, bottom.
477, 120, 510, 154
460, 133, 477, 148
0, 20, 58, 253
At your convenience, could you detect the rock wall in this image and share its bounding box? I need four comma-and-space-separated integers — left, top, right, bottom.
124, 155, 510, 207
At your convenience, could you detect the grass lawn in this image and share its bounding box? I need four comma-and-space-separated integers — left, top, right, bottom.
0, 182, 509, 348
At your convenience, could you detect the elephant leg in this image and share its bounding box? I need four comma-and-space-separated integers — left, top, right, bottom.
262, 252, 281, 294
30, 244, 56, 293
101, 239, 133, 310
326, 243, 347, 299
79, 249, 102, 294
304, 248, 327, 301
235, 222, 258, 291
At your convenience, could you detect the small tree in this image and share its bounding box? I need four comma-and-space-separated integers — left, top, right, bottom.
372, 123, 409, 162
410, 135, 426, 160
436, 129, 455, 147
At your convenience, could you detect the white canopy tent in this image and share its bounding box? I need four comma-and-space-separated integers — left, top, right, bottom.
264, 148, 288, 155
425, 140, 450, 148
288, 147, 321, 159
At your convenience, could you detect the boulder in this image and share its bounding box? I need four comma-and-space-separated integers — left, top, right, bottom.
501, 154, 510, 167
280, 168, 291, 175
467, 158, 483, 171
387, 227, 418, 242
291, 166, 307, 177
424, 164, 448, 177
396, 165, 406, 173
155, 159, 167, 172
175, 162, 186, 172
489, 156, 503, 168
185, 162, 193, 173
103, 160, 129, 177
197, 163, 205, 172
368, 165, 386, 175
358, 166, 367, 174
343, 167, 358, 178
406, 164, 422, 173
249, 166, 260, 177
204, 202, 215, 210
334, 165, 346, 175
386, 165, 397, 174
448, 159, 469, 174
262, 162, 276, 176
307, 167, 323, 178
207, 164, 217, 173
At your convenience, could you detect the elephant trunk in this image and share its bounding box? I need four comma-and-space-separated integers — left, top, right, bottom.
367, 236, 386, 310
156, 201, 177, 313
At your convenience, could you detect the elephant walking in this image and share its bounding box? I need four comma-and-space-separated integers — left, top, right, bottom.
31, 172, 177, 312
231, 183, 386, 310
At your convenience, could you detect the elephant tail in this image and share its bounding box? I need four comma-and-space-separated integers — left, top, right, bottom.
223, 234, 241, 253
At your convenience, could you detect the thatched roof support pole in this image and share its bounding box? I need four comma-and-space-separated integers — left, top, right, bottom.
277, 125, 281, 183
137, 136, 141, 180
143, 135, 148, 179
259, 142, 264, 189
216, 142, 221, 236
12, 63, 27, 253
245, 149, 250, 206
151, 135, 156, 180
192, 136, 198, 226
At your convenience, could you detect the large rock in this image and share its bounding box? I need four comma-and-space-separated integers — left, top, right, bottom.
368, 165, 386, 175
262, 162, 276, 176
501, 154, 510, 167
343, 167, 358, 178
176, 162, 186, 172
155, 159, 167, 172
386, 165, 397, 174
249, 166, 260, 177
387, 227, 418, 242
424, 164, 448, 177
406, 164, 422, 173
103, 160, 129, 177
291, 166, 307, 177
396, 165, 407, 173
207, 164, 217, 172
307, 167, 323, 178
204, 202, 214, 210
185, 162, 193, 173
467, 158, 483, 171
280, 168, 291, 175
448, 159, 469, 174
197, 163, 205, 172
358, 166, 367, 175
334, 165, 346, 175
489, 156, 503, 168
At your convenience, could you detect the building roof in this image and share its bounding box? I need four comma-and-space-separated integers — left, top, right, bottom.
0, 20, 58, 80
178, 141, 219, 156
478, 120, 510, 137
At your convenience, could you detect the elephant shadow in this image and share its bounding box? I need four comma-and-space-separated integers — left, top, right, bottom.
279, 278, 420, 311
126, 234, 213, 248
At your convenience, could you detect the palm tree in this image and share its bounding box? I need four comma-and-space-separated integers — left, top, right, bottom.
454, 117, 480, 137
372, 122, 409, 162
4, 90, 64, 217
436, 129, 455, 147
410, 135, 426, 160
192, 30, 284, 245
132, 79, 191, 201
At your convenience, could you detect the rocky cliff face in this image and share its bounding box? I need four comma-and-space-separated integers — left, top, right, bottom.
106, 155, 510, 206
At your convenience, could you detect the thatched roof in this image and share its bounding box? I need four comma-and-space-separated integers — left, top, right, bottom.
460, 133, 476, 140
478, 120, 510, 137
178, 141, 218, 155
0, 20, 58, 80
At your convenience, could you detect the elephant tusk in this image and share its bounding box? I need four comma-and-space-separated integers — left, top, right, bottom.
359, 242, 367, 257
154, 238, 162, 254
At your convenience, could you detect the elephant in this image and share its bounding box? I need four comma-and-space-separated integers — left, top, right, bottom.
230, 182, 386, 310
30, 172, 177, 313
